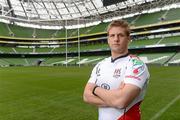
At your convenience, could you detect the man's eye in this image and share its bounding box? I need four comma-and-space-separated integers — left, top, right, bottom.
110, 35, 114, 37
118, 34, 125, 37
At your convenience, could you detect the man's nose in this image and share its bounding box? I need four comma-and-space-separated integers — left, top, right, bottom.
114, 35, 120, 42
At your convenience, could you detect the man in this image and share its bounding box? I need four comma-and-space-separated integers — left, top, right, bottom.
83, 20, 150, 120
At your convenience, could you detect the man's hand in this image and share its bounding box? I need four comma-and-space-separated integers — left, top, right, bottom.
83, 83, 107, 107
119, 81, 125, 89
94, 83, 141, 109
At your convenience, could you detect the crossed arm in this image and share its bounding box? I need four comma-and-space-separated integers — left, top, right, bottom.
83, 82, 141, 109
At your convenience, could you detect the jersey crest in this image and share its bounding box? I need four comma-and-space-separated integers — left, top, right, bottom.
113, 68, 121, 78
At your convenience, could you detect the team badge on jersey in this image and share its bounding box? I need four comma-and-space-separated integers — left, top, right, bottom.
113, 68, 121, 78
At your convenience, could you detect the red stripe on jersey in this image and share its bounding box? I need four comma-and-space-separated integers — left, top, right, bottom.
125, 75, 141, 81
118, 102, 141, 120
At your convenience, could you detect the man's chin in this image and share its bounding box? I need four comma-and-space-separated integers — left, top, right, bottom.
111, 48, 122, 53
111, 47, 127, 54
111, 47, 120, 50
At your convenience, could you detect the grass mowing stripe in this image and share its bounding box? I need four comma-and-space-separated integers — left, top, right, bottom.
1, 91, 82, 119
150, 94, 180, 120
0, 66, 179, 120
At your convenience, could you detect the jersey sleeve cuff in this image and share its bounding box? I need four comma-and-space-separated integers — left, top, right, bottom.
124, 79, 143, 89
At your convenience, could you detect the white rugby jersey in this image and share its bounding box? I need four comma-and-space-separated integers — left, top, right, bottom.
88, 54, 150, 120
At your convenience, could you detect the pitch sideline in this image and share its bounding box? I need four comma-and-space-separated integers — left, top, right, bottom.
150, 94, 180, 120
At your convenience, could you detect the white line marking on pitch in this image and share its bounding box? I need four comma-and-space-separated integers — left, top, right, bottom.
150, 94, 180, 120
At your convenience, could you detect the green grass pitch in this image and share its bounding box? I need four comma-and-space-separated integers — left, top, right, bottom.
0, 66, 179, 120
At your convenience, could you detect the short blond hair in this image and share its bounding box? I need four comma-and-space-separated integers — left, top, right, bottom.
107, 20, 130, 36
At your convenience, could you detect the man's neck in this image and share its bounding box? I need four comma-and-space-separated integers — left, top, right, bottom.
111, 51, 129, 60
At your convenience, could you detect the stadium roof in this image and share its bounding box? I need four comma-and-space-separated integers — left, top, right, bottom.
0, 0, 150, 20
0, 0, 179, 29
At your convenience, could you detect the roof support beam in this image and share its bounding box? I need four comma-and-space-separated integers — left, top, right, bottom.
19, 0, 28, 19
90, 0, 99, 15
73, 2, 82, 16
40, 0, 51, 19
52, 1, 63, 19
31, 0, 40, 19
63, 2, 73, 18
6, 0, 16, 17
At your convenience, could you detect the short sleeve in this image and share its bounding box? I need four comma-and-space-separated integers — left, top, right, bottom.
88, 64, 100, 84
124, 58, 150, 89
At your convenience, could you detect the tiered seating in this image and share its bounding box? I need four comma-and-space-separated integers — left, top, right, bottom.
138, 53, 175, 64
0, 34, 179, 54
129, 38, 161, 47
165, 8, 180, 21
53, 46, 66, 53
35, 47, 53, 53
76, 56, 105, 65
0, 8, 179, 67
54, 22, 108, 38
124, 16, 139, 25
134, 11, 166, 26
1, 52, 180, 67
168, 52, 180, 64
85, 22, 108, 34
159, 36, 180, 45
44, 56, 106, 65
56, 29, 78, 38
0, 8, 179, 39
15, 47, 33, 53
36, 29, 56, 38
26, 58, 45, 65
8, 24, 34, 38
0, 59, 10, 66
129, 35, 180, 47
2, 58, 27, 66
0, 23, 9, 36
53, 43, 109, 53
8, 24, 58, 38
0, 46, 14, 53
79, 43, 108, 51
43, 57, 65, 65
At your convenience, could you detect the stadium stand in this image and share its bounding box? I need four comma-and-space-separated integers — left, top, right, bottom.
0, 8, 179, 39
0, 0, 179, 67
159, 36, 180, 45
0, 1, 180, 120
134, 11, 166, 26
165, 8, 180, 21
138, 53, 176, 65
168, 52, 180, 64
35, 47, 54, 53
14, 47, 33, 53
129, 38, 161, 47
0, 46, 14, 53
0, 58, 9, 66
8, 24, 34, 38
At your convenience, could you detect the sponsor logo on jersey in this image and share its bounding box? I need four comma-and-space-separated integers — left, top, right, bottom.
125, 75, 141, 81
113, 68, 121, 78
101, 83, 110, 90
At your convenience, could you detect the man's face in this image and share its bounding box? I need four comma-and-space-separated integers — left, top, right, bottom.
108, 26, 130, 54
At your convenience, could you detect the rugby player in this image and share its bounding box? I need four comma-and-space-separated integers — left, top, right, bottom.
83, 20, 150, 120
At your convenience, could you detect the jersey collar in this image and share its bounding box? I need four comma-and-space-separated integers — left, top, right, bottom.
111, 52, 129, 63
